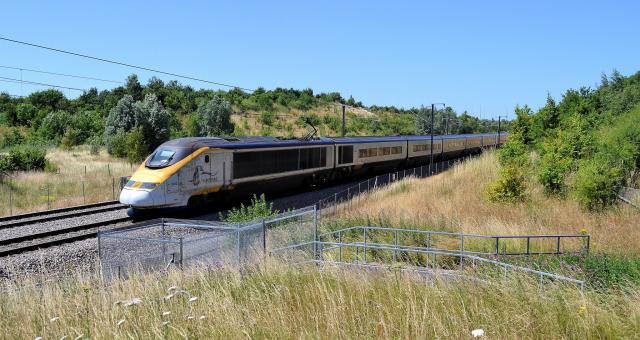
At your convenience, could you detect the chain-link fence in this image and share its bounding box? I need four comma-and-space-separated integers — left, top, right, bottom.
98, 206, 317, 280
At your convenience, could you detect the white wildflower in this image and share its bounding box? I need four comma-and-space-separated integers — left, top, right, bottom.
124, 298, 142, 307
50, 317, 60, 323
199, 315, 206, 320
162, 311, 171, 316
74, 335, 84, 340
117, 319, 125, 327
188, 296, 198, 303
187, 316, 194, 320
472, 329, 485, 337
167, 286, 178, 292
34, 337, 43, 340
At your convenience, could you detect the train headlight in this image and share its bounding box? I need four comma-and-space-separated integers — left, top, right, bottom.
139, 182, 160, 190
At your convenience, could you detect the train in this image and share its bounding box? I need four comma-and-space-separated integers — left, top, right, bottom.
120, 133, 507, 215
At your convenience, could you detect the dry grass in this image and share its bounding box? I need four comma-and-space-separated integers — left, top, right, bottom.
329, 152, 640, 254
0, 262, 638, 339
0, 146, 134, 216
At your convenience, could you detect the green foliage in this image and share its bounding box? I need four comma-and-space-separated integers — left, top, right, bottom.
260, 110, 275, 126
573, 157, 623, 211
193, 95, 234, 136
510, 105, 534, 144
221, 193, 279, 223
0, 146, 47, 172
486, 165, 527, 202
0, 127, 25, 149
559, 254, 640, 289
124, 127, 149, 163
39, 110, 72, 142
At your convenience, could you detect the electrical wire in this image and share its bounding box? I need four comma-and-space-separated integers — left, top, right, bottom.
0, 76, 85, 92
0, 36, 254, 92
0, 65, 123, 84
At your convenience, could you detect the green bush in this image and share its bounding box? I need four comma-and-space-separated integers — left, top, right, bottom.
486, 165, 527, 202
0, 127, 25, 149
0, 146, 47, 172
221, 194, 279, 223
260, 110, 275, 126
125, 127, 149, 164
573, 157, 624, 211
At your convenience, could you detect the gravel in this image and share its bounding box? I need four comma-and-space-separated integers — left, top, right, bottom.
0, 202, 123, 226
0, 208, 129, 242
0, 174, 399, 279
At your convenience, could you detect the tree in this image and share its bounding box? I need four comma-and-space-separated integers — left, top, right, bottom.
134, 93, 171, 149
104, 95, 136, 149
39, 110, 72, 142
125, 74, 144, 101
193, 96, 234, 136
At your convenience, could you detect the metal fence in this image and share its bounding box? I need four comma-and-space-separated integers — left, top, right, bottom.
98, 206, 317, 280
318, 226, 590, 257
270, 228, 587, 290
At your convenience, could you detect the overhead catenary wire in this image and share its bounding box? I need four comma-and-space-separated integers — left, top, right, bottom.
0, 36, 255, 92
0, 65, 123, 84
0, 76, 85, 92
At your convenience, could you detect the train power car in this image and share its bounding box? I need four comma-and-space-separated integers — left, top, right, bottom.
120, 133, 506, 215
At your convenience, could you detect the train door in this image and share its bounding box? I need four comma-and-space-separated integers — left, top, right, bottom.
165, 171, 181, 205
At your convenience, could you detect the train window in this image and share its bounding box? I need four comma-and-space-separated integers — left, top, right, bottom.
234, 147, 327, 178
358, 149, 367, 158
391, 146, 402, 154
413, 144, 428, 152
204, 155, 210, 163
338, 146, 353, 164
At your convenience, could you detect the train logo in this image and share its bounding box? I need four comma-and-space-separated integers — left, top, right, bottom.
190, 165, 218, 186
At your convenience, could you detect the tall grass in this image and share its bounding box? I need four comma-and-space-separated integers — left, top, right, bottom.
0, 262, 638, 339
0, 146, 134, 216
323, 152, 640, 255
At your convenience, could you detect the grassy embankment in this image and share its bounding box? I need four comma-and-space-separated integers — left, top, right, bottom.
1, 151, 640, 338
0, 146, 132, 216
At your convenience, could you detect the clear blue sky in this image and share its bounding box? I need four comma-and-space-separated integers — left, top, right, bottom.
1, 1, 639, 118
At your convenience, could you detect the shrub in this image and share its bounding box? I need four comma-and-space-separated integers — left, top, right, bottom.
486, 165, 527, 202
125, 127, 149, 164
0, 146, 47, 172
39, 110, 72, 142
0, 127, 25, 149
221, 194, 279, 223
260, 110, 275, 126
573, 157, 624, 211
194, 96, 234, 136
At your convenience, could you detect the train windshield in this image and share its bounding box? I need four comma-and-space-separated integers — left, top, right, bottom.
145, 147, 193, 169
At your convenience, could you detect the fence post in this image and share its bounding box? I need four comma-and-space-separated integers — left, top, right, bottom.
262, 219, 267, 258
338, 231, 343, 262
112, 178, 115, 200
585, 236, 590, 253
9, 184, 12, 216
460, 234, 465, 269
363, 227, 367, 263
236, 228, 241, 268
107, 163, 111, 176
313, 205, 318, 261
179, 237, 184, 268
47, 186, 50, 210
526, 237, 530, 256
556, 236, 561, 255
82, 181, 86, 204
495, 237, 499, 256
393, 230, 398, 262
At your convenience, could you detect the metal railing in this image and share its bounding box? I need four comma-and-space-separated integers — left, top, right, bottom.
270, 240, 586, 290
318, 226, 590, 257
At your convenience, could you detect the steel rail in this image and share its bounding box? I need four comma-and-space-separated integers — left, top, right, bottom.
0, 217, 132, 257
0, 203, 126, 229
0, 200, 121, 223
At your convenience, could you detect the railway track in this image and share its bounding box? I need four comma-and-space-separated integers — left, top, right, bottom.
0, 201, 126, 229
0, 201, 132, 258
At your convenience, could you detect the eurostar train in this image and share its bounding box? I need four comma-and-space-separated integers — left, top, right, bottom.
120, 133, 507, 214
